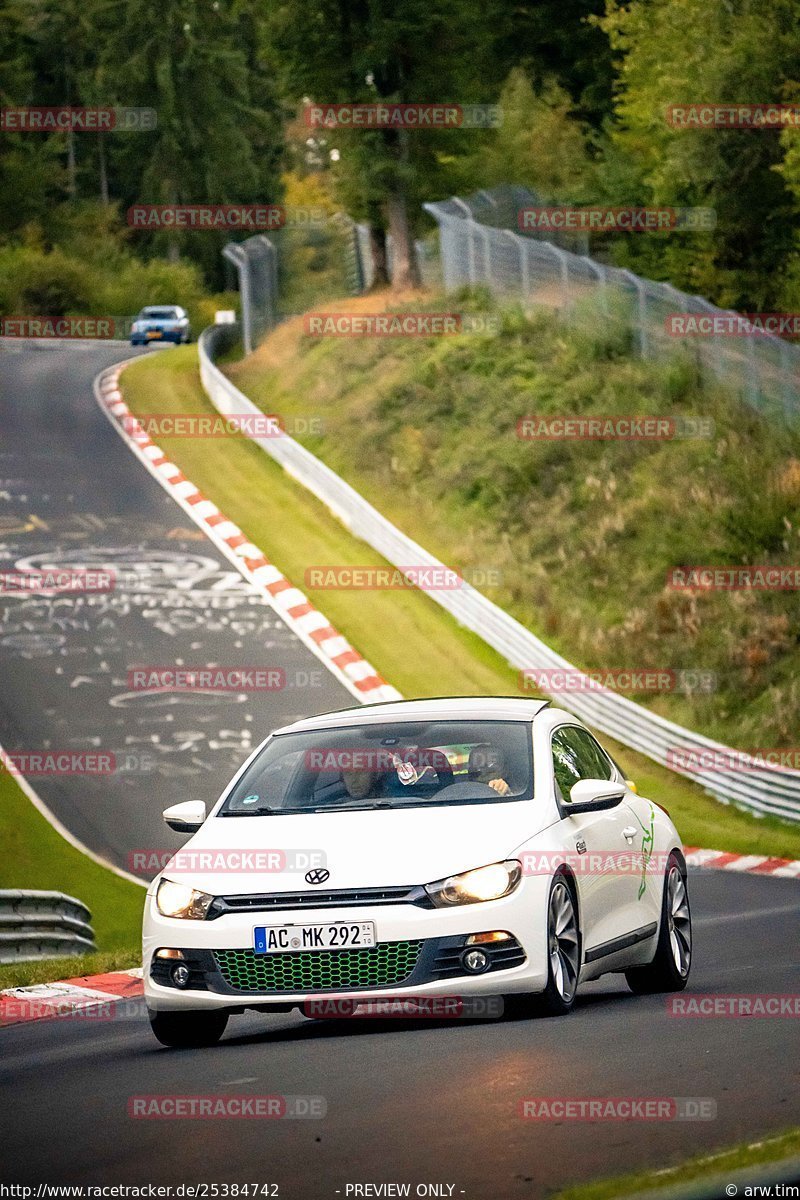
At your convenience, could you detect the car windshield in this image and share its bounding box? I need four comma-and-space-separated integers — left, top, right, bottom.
140, 307, 179, 319
220, 719, 534, 815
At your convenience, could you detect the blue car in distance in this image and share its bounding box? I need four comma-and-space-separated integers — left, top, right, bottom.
130, 305, 191, 346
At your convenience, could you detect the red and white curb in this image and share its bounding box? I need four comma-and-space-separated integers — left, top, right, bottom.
684, 846, 800, 877
95, 361, 401, 706
0, 968, 143, 1027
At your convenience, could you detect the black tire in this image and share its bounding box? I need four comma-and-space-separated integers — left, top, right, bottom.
625, 854, 692, 995
148, 1009, 229, 1048
504, 872, 581, 1019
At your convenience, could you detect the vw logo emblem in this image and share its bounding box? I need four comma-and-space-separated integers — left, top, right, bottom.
305, 868, 330, 885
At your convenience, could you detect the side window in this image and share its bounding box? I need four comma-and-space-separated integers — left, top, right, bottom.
577, 731, 615, 782
551, 727, 613, 804
551, 729, 584, 804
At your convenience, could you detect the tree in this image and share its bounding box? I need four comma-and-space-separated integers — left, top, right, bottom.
0, 0, 65, 239
94, 0, 283, 278
597, 0, 800, 309
454, 68, 596, 202
488, 0, 615, 128
269, 0, 496, 290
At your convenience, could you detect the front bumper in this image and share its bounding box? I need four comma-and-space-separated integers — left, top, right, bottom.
150, 934, 525, 994
143, 884, 550, 1012
131, 330, 184, 345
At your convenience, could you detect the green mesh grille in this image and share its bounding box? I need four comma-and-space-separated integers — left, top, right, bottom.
214, 941, 423, 993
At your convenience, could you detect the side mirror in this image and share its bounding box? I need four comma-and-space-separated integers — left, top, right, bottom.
163, 800, 206, 833
566, 779, 625, 813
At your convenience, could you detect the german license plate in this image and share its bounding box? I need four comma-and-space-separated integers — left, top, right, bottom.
253, 922, 376, 954
146, 331, 162, 339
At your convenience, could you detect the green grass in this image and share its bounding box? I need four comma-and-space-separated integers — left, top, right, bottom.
0, 950, 141, 991
227, 291, 800, 754
120, 344, 800, 860
0, 770, 142, 988
553, 1127, 800, 1200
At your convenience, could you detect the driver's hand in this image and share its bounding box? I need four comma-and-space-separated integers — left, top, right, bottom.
488, 777, 511, 796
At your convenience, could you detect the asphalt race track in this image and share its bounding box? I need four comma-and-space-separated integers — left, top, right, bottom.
0, 871, 798, 1195
0, 340, 352, 876
0, 343, 798, 1198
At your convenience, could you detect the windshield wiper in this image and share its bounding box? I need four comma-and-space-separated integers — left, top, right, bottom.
222, 799, 400, 816
221, 805, 293, 816
320, 801, 395, 812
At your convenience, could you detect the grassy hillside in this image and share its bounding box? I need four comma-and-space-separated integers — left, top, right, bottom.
120, 346, 800, 859
227, 291, 800, 753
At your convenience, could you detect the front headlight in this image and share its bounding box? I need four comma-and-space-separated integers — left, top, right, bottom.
425, 860, 522, 907
156, 878, 214, 920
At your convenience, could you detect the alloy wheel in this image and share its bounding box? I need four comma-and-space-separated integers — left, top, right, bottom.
548, 880, 580, 1002
666, 865, 692, 976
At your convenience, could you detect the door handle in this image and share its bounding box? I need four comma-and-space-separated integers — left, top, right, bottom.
622, 826, 637, 840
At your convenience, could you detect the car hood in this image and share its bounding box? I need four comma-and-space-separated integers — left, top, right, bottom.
162, 801, 551, 894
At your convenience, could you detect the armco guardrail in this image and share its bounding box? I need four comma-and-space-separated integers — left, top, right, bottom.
198, 324, 800, 822
0, 890, 96, 963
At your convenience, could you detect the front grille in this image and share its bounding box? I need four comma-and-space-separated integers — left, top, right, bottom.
207, 886, 431, 918
214, 940, 423, 993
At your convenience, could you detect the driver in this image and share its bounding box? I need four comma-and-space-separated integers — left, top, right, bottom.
340, 766, 378, 800
468, 743, 511, 796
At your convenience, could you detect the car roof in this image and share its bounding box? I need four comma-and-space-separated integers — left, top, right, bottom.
273, 695, 550, 736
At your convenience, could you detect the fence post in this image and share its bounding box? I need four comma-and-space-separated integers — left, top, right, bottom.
590, 258, 608, 318
222, 242, 252, 356
222, 236, 278, 355
438, 217, 455, 292
480, 223, 493, 288
620, 269, 648, 358
779, 335, 796, 419
339, 215, 365, 295
504, 230, 529, 295
745, 325, 760, 410
254, 234, 278, 328
549, 244, 572, 314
